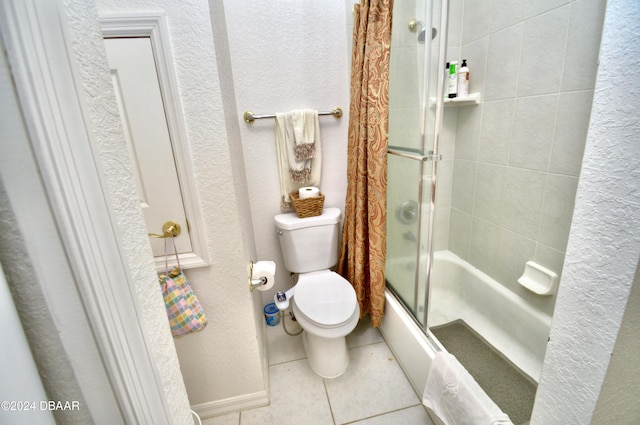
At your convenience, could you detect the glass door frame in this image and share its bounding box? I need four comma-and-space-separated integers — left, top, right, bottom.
385, 0, 450, 333
420, 0, 449, 330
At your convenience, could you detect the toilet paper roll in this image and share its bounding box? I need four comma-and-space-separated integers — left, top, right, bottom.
299, 186, 320, 199
252, 261, 276, 291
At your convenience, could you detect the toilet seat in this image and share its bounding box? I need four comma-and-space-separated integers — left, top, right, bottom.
294, 270, 358, 329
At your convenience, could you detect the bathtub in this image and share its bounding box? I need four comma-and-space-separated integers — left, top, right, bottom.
380, 250, 552, 394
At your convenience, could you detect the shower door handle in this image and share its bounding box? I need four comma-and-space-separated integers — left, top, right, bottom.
387, 148, 441, 162
425, 152, 442, 162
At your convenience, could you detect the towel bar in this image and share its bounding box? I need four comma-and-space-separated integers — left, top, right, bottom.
243, 107, 343, 123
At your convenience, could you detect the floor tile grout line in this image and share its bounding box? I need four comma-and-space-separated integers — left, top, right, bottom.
338, 403, 425, 425
266, 339, 385, 368
268, 356, 307, 367
265, 342, 390, 373
322, 377, 337, 425
347, 339, 387, 351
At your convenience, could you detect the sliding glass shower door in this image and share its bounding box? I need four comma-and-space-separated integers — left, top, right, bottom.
385, 0, 447, 327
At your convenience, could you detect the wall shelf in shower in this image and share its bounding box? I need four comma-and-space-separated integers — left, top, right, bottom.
444, 92, 481, 107
429, 93, 481, 108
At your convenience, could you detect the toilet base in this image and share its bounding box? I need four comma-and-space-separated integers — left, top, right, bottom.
302, 331, 349, 378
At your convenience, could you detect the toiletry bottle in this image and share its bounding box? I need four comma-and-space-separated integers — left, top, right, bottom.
445, 62, 450, 98
448, 61, 458, 98
458, 59, 469, 97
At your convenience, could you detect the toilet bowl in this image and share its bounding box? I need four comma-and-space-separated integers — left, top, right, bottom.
274, 208, 360, 378
292, 270, 359, 378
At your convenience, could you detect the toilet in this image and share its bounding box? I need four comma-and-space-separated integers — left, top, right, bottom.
274, 207, 360, 378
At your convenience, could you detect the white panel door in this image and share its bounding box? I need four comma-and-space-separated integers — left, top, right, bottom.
104, 37, 192, 257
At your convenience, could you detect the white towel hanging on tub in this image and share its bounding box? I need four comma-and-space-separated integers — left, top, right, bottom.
422, 352, 514, 425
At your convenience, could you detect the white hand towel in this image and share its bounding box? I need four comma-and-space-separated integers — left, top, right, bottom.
275, 111, 322, 210
422, 352, 514, 425
292, 109, 318, 161
277, 113, 310, 182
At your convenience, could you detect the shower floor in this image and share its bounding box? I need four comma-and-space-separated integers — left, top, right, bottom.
430, 320, 536, 425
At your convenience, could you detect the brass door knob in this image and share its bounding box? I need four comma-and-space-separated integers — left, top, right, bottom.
148, 221, 181, 238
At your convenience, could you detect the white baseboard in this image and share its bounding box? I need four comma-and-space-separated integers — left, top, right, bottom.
191, 390, 269, 419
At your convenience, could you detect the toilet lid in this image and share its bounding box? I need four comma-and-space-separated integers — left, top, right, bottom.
295, 271, 357, 327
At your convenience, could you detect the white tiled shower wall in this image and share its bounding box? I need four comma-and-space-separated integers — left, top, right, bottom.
442, 0, 606, 315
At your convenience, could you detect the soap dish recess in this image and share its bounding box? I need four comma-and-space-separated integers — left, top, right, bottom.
518, 261, 558, 296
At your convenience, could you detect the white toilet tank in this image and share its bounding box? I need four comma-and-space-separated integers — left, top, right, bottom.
274, 208, 341, 273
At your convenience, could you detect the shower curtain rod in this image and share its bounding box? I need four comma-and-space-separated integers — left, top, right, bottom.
243, 107, 343, 123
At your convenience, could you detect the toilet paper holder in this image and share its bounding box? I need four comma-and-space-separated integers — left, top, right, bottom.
248, 261, 268, 292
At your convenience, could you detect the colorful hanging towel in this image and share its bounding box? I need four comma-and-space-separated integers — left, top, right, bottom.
160, 237, 207, 337
160, 269, 208, 337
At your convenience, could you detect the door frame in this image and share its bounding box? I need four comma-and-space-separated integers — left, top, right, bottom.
101, 12, 209, 271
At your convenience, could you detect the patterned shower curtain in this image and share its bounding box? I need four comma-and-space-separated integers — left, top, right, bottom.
338, 0, 393, 327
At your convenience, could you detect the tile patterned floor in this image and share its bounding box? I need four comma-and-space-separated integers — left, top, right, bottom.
202, 315, 433, 425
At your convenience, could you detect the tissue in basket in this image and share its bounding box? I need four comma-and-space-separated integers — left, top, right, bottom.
289, 191, 324, 218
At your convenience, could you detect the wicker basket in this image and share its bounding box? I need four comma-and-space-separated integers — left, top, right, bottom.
289, 191, 324, 218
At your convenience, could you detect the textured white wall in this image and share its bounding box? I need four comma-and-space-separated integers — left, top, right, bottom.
592, 263, 640, 423
531, 1, 640, 423
224, 0, 351, 303
94, 0, 266, 409
99, 0, 353, 409
61, 0, 193, 423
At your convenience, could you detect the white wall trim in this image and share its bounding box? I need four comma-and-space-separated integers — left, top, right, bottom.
191, 390, 269, 419
100, 12, 209, 271
0, 1, 181, 423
